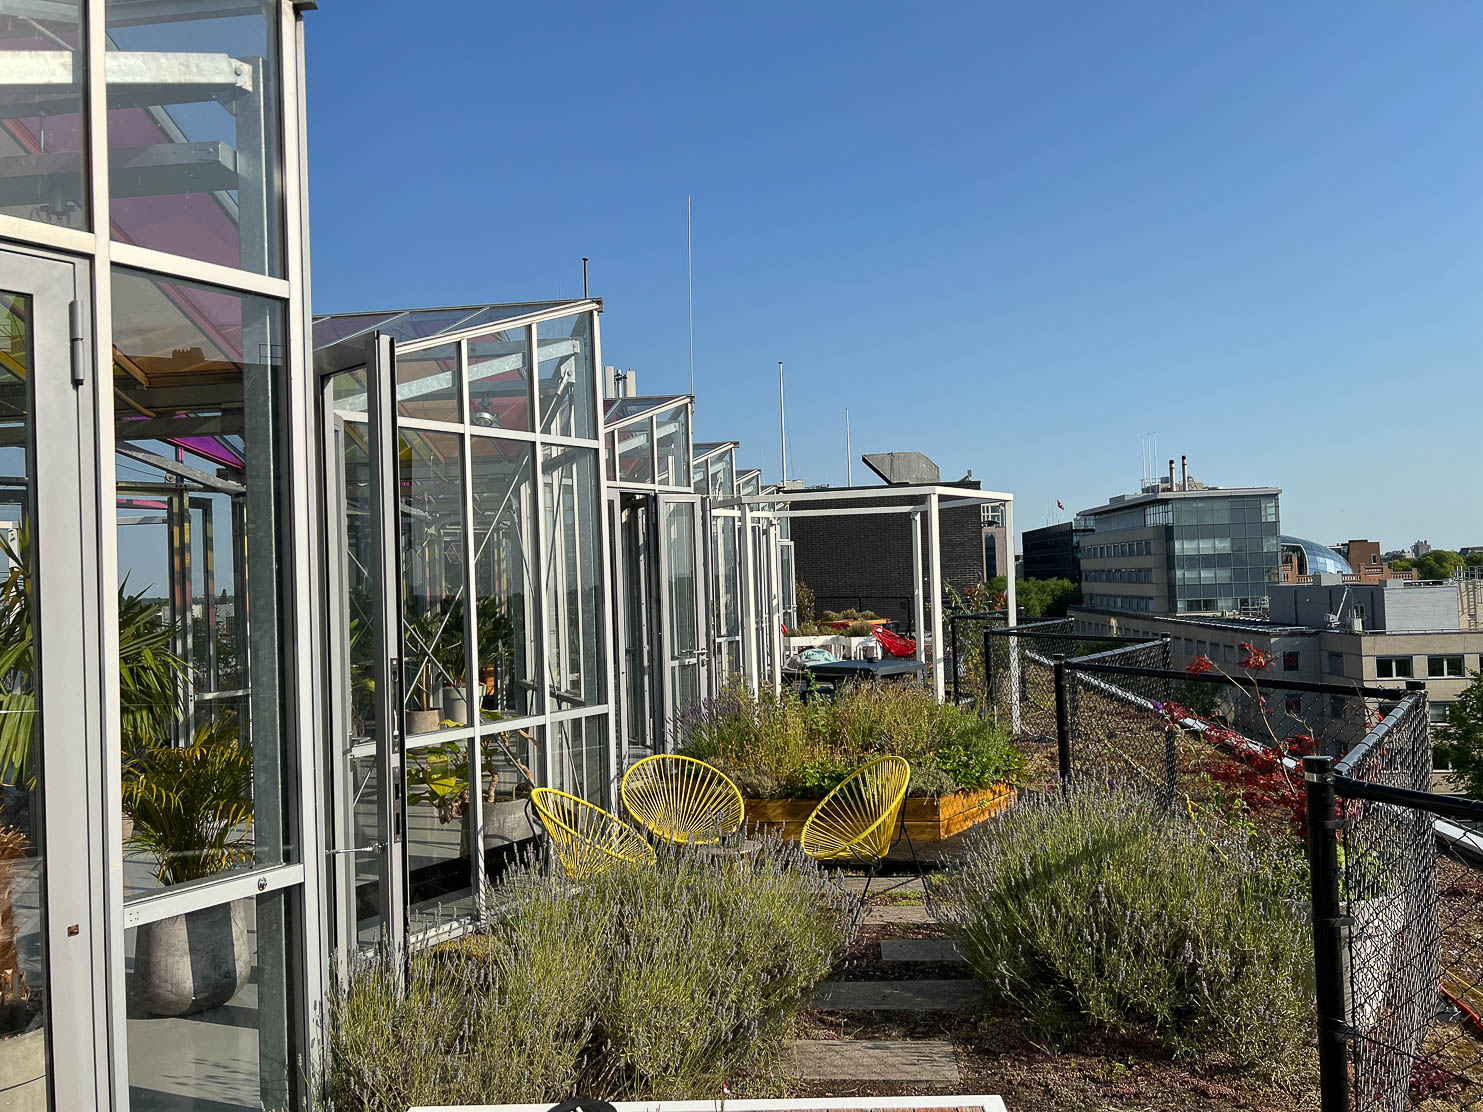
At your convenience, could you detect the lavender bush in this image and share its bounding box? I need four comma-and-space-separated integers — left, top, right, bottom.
322, 834, 850, 1109
677, 680, 1024, 799
942, 785, 1314, 1079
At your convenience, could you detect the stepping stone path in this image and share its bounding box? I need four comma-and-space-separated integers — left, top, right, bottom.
880, 937, 963, 963
813, 978, 979, 1012
789, 1038, 960, 1083
792, 887, 978, 1086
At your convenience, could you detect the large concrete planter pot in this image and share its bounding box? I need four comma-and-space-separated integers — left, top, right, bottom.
132, 899, 251, 1017
0, 1026, 45, 1111
406, 708, 442, 735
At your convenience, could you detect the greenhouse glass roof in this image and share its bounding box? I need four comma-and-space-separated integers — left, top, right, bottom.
312, 300, 588, 351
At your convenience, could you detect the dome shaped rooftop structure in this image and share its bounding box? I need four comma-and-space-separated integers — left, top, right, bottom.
1281, 536, 1352, 577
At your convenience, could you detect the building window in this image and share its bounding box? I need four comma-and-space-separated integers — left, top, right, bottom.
1327, 652, 1344, 676
1283, 651, 1300, 672
1376, 656, 1413, 679
1428, 656, 1465, 678
1429, 702, 1451, 725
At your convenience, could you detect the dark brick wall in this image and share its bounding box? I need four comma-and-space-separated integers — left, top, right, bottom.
790, 489, 986, 630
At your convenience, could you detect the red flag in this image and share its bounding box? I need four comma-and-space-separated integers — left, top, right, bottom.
1057, 500, 1064, 510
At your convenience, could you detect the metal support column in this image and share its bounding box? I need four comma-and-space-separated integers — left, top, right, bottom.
1303, 755, 1351, 1112
739, 505, 759, 697
1053, 653, 1070, 788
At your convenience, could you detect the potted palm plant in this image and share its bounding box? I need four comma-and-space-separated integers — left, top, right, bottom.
123, 723, 255, 1016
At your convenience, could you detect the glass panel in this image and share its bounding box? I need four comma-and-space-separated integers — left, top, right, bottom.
538, 314, 595, 440
0, 289, 49, 1105
663, 501, 701, 718
467, 325, 531, 432
470, 438, 536, 720
312, 312, 399, 349
481, 724, 542, 871
654, 406, 690, 488
0, 3, 87, 230
709, 451, 734, 498
551, 714, 609, 807
124, 891, 295, 1110
112, 268, 287, 898
106, 2, 284, 276
616, 420, 653, 485
395, 342, 459, 424
399, 430, 467, 737
380, 308, 480, 344
404, 736, 473, 926
542, 446, 604, 709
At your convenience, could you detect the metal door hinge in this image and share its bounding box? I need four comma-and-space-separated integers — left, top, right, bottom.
68, 301, 84, 387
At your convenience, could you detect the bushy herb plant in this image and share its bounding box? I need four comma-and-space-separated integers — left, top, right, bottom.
942, 785, 1314, 1079
323, 836, 850, 1110
678, 681, 1024, 798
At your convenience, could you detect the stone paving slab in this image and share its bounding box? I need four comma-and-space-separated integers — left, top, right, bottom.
860, 904, 936, 927
840, 875, 927, 894
789, 1038, 961, 1082
879, 937, 963, 963
812, 978, 979, 1012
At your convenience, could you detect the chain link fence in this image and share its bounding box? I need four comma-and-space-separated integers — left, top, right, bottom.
1304, 692, 1483, 1111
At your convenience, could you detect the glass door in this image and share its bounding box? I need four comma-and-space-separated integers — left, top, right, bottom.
616, 495, 658, 762
317, 333, 405, 967
0, 247, 102, 1108
658, 496, 707, 735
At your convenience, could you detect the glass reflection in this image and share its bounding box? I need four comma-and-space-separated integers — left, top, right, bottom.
538, 314, 595, 439
106, 2, 284, 275
112, 267, 287, 899
551, 714, 608, 807
125, 891, 295, 1111
0, 3, 88, 230
395, 342, 459, 424
542, 446, 604, 709
616, 420, 653, 484
468, 326, 531, 432
0, 290, 50, 1105
399, 430, 468, 737
654, 406, 690, 487
470, 437, 536, 719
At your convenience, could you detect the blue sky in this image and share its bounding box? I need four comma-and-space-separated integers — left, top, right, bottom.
306, 3, 1481, 552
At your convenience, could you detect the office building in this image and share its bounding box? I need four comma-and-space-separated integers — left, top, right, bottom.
1023, 520, 1090, 583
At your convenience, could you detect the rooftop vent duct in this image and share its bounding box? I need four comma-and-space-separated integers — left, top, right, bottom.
861, 451, 941, 485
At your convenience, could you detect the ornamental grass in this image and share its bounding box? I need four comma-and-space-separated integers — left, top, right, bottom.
322, 835, 851, 1110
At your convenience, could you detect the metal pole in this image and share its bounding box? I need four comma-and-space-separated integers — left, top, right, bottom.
845, 408, 852, 486
1303, 755, 1351, 1112
1053, 653, 1071, 789
928, 492, 945, 703
778, 361, 788, 487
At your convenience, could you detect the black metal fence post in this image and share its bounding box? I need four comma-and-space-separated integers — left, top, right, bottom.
984, 627, 995, 714
1303, 754, 1351, 1112
1053, 653, 1071, 789
950, 617, 960, 706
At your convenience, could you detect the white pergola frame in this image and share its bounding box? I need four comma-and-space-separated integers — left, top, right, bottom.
715, 484, 1018, 703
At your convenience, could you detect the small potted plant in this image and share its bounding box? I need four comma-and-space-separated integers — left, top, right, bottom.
122, 722, 254, 1016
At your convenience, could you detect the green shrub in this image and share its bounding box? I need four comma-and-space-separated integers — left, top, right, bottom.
678, 681, 1024, 798
323, 838, 850, 1109
943, 785, 1313, 1079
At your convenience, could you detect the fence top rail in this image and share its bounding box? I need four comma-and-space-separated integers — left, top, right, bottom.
1333, 775, 1483, 824
1333, 690, 1422, 778
1064, 660, 1410, 701
947, 611, 1008, 623
1068, 639, 1166, 664
989, 629, 1153, 643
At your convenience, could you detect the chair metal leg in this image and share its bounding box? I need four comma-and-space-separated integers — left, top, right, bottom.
891, 807, 936, 916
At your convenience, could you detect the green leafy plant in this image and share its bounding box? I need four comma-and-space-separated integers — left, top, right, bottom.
121, 722, 254, 886
679, 680, 1024, 799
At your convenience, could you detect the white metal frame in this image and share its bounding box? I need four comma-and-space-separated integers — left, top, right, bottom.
716, 484, 1019, 703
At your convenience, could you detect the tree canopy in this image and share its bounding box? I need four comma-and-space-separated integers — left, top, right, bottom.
1437, 670, 1483, 799
983, 576, 1081, 619
1388, 550, 1483, 580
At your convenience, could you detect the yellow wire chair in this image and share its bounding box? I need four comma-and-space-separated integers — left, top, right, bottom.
620, 754, 746, 847
800, 755, 927, 913
529, 787, 657, 880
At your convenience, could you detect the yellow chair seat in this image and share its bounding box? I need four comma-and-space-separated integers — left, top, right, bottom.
530, 787, 656, 880
800, 755, 911, 863
620, 754, 745, 846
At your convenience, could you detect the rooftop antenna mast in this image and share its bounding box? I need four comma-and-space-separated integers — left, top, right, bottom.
779, 361, 788, 486
687, 195, 695, 398
845, 408, 853, 486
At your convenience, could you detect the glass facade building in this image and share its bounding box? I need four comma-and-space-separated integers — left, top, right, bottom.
1079, 488, 1282, 616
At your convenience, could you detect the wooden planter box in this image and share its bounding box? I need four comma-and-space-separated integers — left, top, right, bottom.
744, 782, 1015, 844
